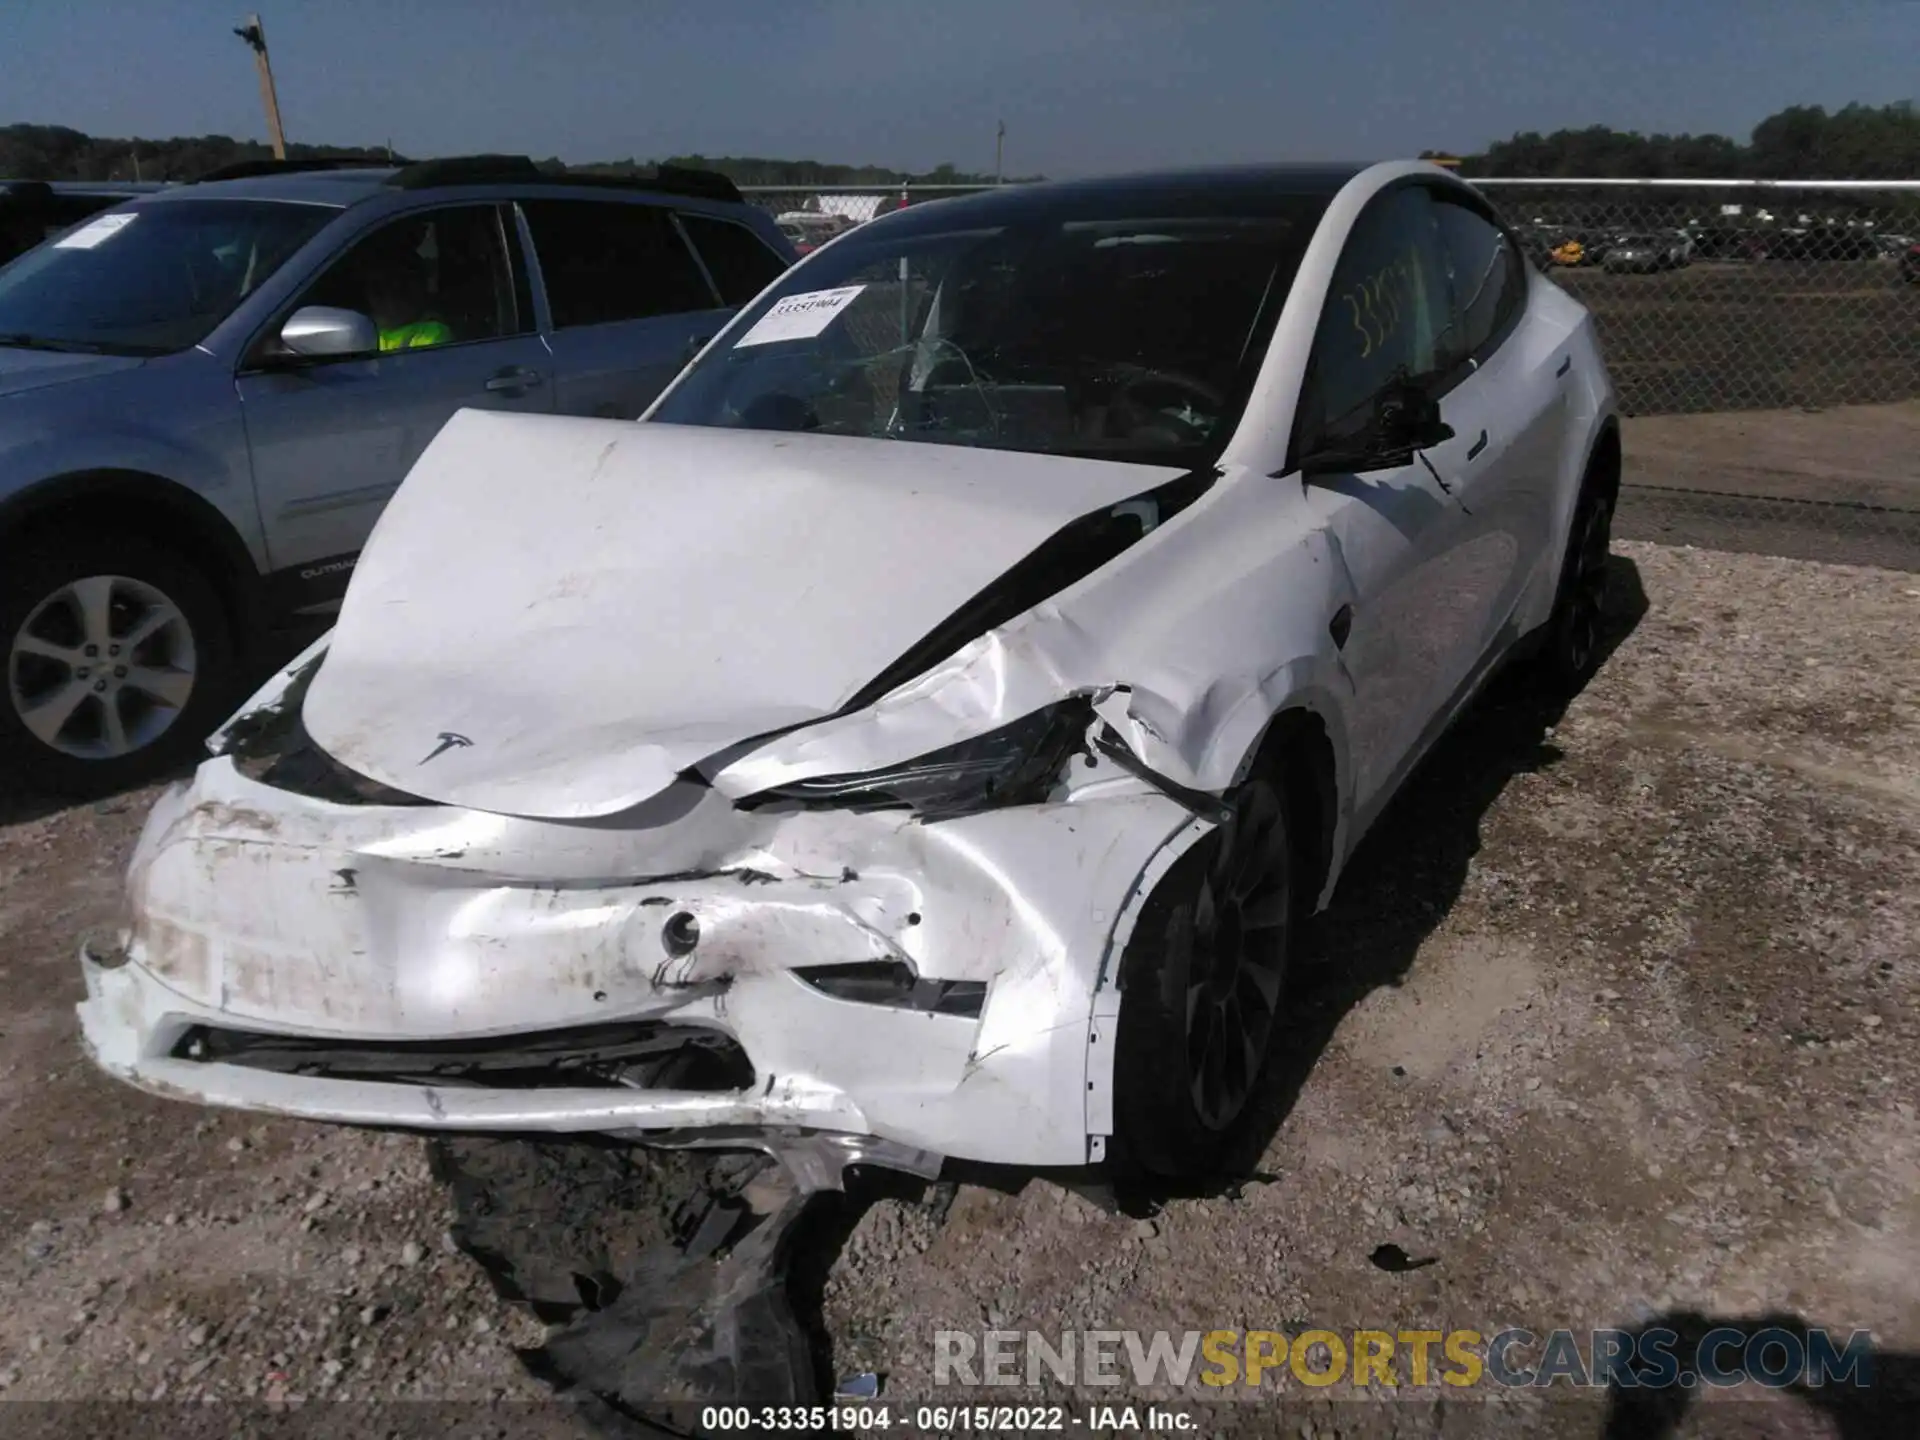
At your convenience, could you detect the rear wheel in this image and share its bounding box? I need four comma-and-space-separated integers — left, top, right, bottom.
1113, 776, 1296, 1177
0, 533, 234, 797
1536, 473, 1615, 691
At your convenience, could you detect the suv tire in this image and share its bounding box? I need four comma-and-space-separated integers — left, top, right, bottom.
1, 533, 234, 797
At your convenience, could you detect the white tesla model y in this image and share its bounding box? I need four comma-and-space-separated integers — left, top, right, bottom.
80, 161, 1619, 1182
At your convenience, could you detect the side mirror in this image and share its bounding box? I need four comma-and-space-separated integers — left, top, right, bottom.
1297, 381, 1454, 478
278, 305, 378, 359
1374, 384, 1454, 453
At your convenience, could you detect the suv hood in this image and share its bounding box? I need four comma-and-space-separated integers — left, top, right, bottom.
302, 411, 1182, 819
0, 346, 144, 398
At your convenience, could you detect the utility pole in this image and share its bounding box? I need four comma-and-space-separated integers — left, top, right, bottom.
233, 15, 288, 159
995, 119, 1005, 184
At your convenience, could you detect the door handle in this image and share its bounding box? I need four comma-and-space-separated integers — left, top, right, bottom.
1465, 430, 1488, 461
485, 368, 544, 393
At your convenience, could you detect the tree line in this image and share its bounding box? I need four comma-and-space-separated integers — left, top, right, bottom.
0, 124, 1026, 186
7, 99, 1915, 187
1434, 102, 1920, 179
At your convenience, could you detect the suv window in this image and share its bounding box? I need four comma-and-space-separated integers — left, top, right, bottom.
677, 213, 788, 305
1299, 184, 1453, 451
522, 199, 717, 329
287, 204, 523, 354
1431, 195, 1526, 365
0, 199, 334, 355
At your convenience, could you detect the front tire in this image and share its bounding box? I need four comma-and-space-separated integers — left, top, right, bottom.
1113, 776, 1296, 1178
0, 533, 235, 797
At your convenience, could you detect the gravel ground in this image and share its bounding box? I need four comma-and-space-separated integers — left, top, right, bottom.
1, 539, 1916, 1437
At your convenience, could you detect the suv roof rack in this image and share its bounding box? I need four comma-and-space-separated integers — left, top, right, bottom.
193, 157, 393, 183
382, 154, 743, 204
384, 154, 544, 189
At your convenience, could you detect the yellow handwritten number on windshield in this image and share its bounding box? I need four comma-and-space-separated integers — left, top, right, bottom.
1339, 249, 1419, 359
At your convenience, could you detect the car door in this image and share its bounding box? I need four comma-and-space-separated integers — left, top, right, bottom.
236, 203, 553, 601
1425, 188, 1565, 675
517, 197, 733, 420
1289, 182, 1486, 816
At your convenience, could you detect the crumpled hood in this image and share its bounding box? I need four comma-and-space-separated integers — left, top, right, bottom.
302, 410, 1182, 819
0, 346, 143, 398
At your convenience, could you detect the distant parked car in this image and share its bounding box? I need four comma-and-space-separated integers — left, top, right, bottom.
1685, 226, 1763, 262
777, 220, 821, 256
0, 180, 167, 265
1550, 236, 1587, 267
773, 211, 853, 251
1603, 234, 1683, 274
1900, 241, 1920, 285
0, 155, 795, 793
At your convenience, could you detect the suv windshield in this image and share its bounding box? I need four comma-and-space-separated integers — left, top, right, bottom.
650, 197, 1327, 463
0, 199, 335, 356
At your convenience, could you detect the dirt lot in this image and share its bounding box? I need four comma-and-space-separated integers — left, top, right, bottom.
1619, 402, 1920, 574
1, 539, 1916, 1437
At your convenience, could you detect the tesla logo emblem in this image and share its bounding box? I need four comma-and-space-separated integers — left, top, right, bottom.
419, 732, 473, 765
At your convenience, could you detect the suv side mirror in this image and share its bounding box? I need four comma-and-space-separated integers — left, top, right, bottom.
1297, 380, 1455, 478
278, 305, 378, 359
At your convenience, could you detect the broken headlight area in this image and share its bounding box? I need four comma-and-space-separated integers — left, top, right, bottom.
793, 961, 987, 1017
170, 1020, 755, 1092
215, 652, 429, 807
736, 697, 1094, 819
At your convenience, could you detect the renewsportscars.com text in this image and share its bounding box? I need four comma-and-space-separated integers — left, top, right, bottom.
934, 1326, 1876, 1391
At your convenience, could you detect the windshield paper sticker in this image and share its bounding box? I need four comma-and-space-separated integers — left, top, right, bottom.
732, 285, 866, 347
54, 213, 138, 250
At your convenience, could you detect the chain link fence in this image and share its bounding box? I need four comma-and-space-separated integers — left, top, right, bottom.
1472, 179, 1920, 416
741, 179, 1920, 568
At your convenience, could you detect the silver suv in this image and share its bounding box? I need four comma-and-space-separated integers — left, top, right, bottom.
0, 155, 793, 793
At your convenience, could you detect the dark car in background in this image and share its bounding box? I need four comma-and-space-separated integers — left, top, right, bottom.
1603, 232, 1688, 273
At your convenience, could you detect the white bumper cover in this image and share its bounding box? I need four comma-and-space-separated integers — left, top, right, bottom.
78, 757, 1208, 1168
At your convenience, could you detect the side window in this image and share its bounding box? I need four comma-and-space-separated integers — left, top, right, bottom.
1301, 185, 1452, 449
294, 205, 522, 352
521, 200, 717, 329
1431, 196, 1527, 364
677, 213, 789, 305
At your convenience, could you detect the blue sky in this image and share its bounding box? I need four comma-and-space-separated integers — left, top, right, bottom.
3, 0, 1917, 175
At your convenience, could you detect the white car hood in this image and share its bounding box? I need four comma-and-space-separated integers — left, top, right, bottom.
302, 410, 1182, 819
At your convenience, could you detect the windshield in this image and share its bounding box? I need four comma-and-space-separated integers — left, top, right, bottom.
0, 199, 335, 356
650, 200, 1326, 464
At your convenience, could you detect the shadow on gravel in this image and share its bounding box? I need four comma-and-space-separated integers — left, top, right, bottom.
438, 558, 1650, 1429
1598, 1311, 1919, 1440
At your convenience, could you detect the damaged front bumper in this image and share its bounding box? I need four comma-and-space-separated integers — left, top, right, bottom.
78, 755, 1209, 1170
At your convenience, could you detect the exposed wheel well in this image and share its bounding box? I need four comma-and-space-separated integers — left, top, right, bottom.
1249, 708, 1338, 914
0, 471, 261, 645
